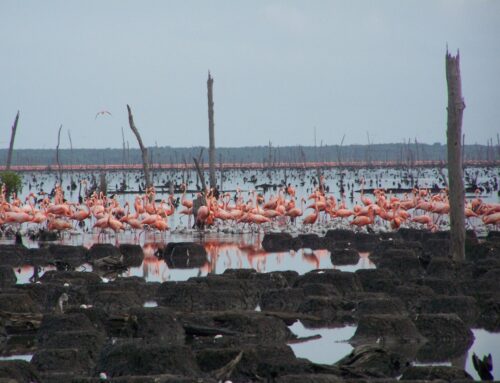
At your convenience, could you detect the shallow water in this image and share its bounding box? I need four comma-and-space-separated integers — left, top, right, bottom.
288, 322, 500, 380
12, 232, 375, 284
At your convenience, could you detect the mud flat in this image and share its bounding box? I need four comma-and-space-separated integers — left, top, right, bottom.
0, 229, 499, 382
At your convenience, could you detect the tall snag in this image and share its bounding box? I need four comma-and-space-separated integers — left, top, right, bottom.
446, 49, 466, 262
207, 71, 216, 189
55, 124, 63, 184
127, 105, 151, 189
6, 111, 19, 170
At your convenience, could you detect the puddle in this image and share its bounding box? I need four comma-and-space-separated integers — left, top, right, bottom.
288, 321, 357, 365
0, 354, 33, 362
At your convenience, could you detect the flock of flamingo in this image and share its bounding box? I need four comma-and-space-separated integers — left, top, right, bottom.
0, 177, 499, 242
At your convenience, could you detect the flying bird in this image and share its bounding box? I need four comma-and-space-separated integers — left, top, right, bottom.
95, 110, 112, 119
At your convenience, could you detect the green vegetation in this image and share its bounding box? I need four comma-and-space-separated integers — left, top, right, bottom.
0, 171, 22, 200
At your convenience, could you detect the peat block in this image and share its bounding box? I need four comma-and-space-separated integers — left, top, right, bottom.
159, 242, 207, 268
397, 228, 427, 242
298, 296, 355, 323
351, 314, 424, 343
371, 240, 425, 261
293, 269, 363, 295
355, 269, 400, 294
158, 282, 254, 311
118, 244, 144, 267
96, 340, 199, 377
425, 257, 457, 278
297, 233, 323, 250
262, 232, 295, 252
94, 277, 158, 302
209, 311, 294, 343
390, 284, 436, 313
335, 344, 409, 378
413, 277, 460, 296
0, 293, 38, 313
38, 329, 105, 359
301, 283, 340, 297
0, 266, 16, 288
466, 242, 495, 262
330, 247, 359, 265
419, 295, 480, 325
0, 360, 41, 383
46, 244, 88, 266
375, 249, 425, 280
415, 313, 473, 342
39, 270, 102, 285
355, 297, 407, 317
475, 293, 500, 331
486, 230, 500, 240
17, 282, 88, 313
422, 238, 450, 259
25, 247, 53, 265
195, 344, 303, 380
31, 348, 95, 374
400, 366, 473, 381
223, 269, 293, 292
325, 229, 355, 241
226, 344, 306, 380
260, 288, 305, 312
125, 307, 185, 343
90, 290, 142, 313
37, 313, 99, 343
0, 245, 28, 266
87, 243, 121, 260
352, 232, 380, 252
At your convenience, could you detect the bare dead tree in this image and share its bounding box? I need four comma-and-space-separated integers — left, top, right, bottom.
446, 49, 466, 262
336, 134, 346, 166
121, 126, 126, 166
193, 157, 207, 193
67, 130, 75, 189
207, 71, 216, 189
195, 148, 205, 189
6, 111, 19, 170
127, 105, 151, 188
55, 125, 63, 184
219, 153, 224, 192
496, 133, 500, 160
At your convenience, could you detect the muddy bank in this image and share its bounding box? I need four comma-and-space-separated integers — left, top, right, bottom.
0, 230, 499, 381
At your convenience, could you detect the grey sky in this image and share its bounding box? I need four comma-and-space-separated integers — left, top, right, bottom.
1, 0, 499, 149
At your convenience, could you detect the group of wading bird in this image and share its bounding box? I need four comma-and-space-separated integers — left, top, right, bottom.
0, 180, 499, 238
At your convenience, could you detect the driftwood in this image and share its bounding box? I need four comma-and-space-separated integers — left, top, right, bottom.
207, 71, 216, 189
127, 104, 151, 188
213, 351, 243, 381
446, 49, 466, 262
6, 111, 19, 171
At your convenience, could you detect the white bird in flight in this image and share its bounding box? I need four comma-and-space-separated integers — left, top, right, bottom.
95, 110, 112, 119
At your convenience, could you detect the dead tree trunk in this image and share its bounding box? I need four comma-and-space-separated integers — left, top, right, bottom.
6, 111, 19, 171
193, 157, 207, 193
446, 49, 466, 262
127, 105, 152, 189
55, 124, 63, 184
207, 72, 216, 189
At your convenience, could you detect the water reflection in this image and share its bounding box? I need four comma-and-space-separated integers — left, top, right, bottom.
288, 323, 499, 380
12, 233, 375, 283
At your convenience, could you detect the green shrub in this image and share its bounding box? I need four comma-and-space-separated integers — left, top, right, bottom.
0, 171, 22, 200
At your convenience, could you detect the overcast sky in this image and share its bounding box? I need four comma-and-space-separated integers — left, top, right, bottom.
1, 1, 499, 149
